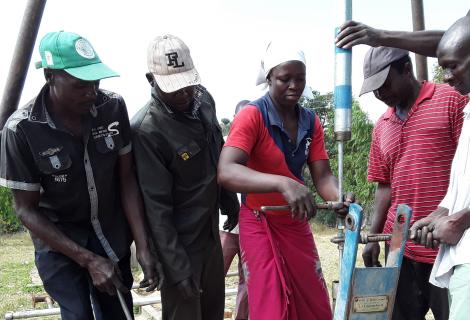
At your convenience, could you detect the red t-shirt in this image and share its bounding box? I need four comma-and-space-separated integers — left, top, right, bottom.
368, 82, 469, 263
225, 94, 328, 212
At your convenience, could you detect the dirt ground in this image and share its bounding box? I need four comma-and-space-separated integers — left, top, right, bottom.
1, 226, 435, 319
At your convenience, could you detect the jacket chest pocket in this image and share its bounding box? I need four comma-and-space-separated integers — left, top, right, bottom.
175, 140, 209, 182
176, 140, 202, 162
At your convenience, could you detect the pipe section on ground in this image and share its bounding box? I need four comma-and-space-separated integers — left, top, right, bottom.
4, 288, 238, 319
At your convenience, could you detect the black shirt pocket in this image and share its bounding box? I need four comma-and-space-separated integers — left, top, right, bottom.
94, 134, 124, 154
36, 148, 72, 175
174, 140, 209, 185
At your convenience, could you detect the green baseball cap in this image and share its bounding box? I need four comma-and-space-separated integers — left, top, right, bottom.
36, 31, 119, 81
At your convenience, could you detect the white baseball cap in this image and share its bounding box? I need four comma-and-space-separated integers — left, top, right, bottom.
147, 34, 201, 93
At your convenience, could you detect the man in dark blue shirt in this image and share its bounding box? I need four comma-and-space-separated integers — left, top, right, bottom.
0, 31, 160, 319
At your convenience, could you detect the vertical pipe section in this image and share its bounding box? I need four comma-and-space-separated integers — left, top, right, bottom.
334, 0, 352, 143
334, 0, 352, 273
411, 0, 428, 81
0, 0, 47, 129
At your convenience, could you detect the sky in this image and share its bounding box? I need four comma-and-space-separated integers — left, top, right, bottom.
0, 0, 469, 123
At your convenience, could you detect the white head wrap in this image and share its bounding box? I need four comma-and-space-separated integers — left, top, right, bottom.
255, 40, 313, 99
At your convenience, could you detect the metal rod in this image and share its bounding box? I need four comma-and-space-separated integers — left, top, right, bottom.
337, 142, 344, 200
4, 308, 60, 320
117, 289, 133, 320
337, 142, 345, 275
331, 233, 393, 244
4, 288, 239, 319
260, 201, 349, 212
411, 0, 428, 81
0, 0, 47, 129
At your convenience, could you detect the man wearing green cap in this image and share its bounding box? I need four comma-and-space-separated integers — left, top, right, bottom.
0, 31, 160, 319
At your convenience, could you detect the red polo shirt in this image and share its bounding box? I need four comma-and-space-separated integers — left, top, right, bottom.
368, 82, 469, 263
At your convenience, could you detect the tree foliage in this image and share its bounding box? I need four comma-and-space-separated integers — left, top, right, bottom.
220, 118, 231, 136
301, 91, 375, 226
432, 62, 445, 84
0, 187, 21, 234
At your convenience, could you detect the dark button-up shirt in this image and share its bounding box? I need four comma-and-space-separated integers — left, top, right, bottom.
0, 85, 132, 260
131, 86, 239, 286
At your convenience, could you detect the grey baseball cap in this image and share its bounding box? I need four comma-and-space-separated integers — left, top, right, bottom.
360, 46, 409, 96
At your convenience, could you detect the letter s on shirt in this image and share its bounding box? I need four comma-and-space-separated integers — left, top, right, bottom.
107, 121, 120, 136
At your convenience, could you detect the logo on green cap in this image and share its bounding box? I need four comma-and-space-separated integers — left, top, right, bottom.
75, 39, 95, 59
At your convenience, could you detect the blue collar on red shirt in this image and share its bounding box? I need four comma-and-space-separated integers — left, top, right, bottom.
251, 93, 316, 180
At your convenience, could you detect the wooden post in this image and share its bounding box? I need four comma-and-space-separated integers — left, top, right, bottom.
411, 0, 428, 81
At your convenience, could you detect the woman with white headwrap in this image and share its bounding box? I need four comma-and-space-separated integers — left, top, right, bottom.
218, 41, 341, 319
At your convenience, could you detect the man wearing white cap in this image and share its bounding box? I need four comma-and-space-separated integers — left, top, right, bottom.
0, 31, 160, 319
131, 34, 239, 320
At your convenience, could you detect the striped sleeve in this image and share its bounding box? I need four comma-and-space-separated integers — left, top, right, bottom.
449, 93, 469, 144
0, 125, 41, 191
367, 124, 390, 183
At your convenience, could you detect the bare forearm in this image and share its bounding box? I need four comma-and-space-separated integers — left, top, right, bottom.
314, 174, 340, 202
370, 183, 391, 233
17, 208, 95, 267
120, 175, 151, 250
119, 153, 152, 250
431, 206, 449, 218
309, 160, 340, 201
218, 163, 288, 194
452, 207, 470, 230
379, 30, 444, 57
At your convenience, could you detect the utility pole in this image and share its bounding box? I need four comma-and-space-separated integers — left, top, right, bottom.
0, 0, 47, 129
411, 0, 428, 81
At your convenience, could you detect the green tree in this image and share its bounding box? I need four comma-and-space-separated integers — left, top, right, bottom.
432, 62, 445, 84
0, 187, 21, 234
220, 118, 231, 136
301, 91, 375, 226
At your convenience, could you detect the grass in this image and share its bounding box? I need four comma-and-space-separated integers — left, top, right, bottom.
312, 223, 373, 297
0, 232, 145, 319
0, 225, 434, 319
0, 232, 58, 318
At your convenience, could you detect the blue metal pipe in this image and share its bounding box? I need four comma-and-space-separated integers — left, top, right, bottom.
333, 0, 353, 289
334, 0, 352, 141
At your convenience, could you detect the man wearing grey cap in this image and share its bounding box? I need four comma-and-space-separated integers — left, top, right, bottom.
360, 46, 468, 320
131, 34, 239, 320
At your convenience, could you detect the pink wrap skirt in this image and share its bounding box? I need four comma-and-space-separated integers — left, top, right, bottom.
239, 204, 332, 320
